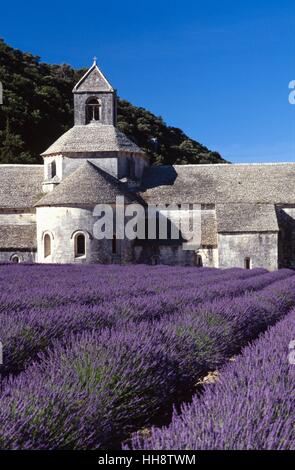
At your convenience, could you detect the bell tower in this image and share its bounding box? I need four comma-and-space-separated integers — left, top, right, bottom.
73, 58, 116, 126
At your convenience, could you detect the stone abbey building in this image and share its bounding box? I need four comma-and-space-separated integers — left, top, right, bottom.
0, 60, 295, 270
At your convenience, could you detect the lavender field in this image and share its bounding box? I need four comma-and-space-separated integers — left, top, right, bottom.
130, 307, 295, 450
0, 264, 295, 449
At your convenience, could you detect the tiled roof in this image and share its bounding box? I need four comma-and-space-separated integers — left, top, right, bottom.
41, 124, 145, 156
0, 224, 36, 249
141, 163, 295, 204
216, 203, 279, 232
35, 161, 140, 207
0, 165, 43, 209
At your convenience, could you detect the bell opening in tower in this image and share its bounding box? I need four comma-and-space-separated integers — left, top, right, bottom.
86, 97, 101, 124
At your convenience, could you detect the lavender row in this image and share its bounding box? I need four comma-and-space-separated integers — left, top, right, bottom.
0, 265, 266, 313
0, 269, 292, 377
1, 273, 295, 448
129, 308, 295, 450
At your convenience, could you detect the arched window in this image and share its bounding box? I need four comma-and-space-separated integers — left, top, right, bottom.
196, 254, 203, 267
11, 254, 20, 263
86, 98, 101, 124
244, 257, 251, 269
44, 233, 51, 258
75, 233, 86, 257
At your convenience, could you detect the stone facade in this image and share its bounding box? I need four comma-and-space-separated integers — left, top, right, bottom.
73, 60, 116, 126
43, 153, 147, 187
74, 92, 116, 126
1, 60, 295, 269
0, 251, 36, 263
218, 233, 278, 271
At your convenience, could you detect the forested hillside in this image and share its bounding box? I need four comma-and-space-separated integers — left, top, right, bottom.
0, 39, 227, 165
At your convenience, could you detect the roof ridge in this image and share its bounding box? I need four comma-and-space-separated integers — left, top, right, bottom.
85, 160, 127, 188
73, 62, 114, 93
35, 161, 139, 207
38, 160, 99, 195
0, 164, 43, 168
173, 162, 295, 168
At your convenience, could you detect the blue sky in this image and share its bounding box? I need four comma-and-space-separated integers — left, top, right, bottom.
1, 0, 295, 163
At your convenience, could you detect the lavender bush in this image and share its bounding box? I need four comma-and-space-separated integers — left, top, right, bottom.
0, 266, 277, 377
129, 308, 295, 450
0, 264, 294, 448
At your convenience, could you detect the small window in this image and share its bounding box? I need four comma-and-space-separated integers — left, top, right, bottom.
51, 160, 56, 178
11, 255, 20, 263
75, 234, 86, 257
244, 257, 251, 269
112, 234, 117, 255
44, 234, 51, 258
196, 254, 203, 267
86, 98, 101, 124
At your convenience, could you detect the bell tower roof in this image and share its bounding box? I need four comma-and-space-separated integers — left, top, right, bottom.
73, 58, 114, 93
72, 58, 116, 126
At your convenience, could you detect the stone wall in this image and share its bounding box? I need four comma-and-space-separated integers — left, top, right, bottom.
37, 205, 215, 266
197, 247, 218, 267
276, 206, 295, 268
0, 251, 36, 263
133, 244, 217, 267
42, 154, 148, 187
74, 92, 116, 126
62, 155, 120, 180
218, 232, 278, 270
36, 206, 134, 264
0, 211, 37, 263
0, 212, 36, 224
132, 156, 148, 181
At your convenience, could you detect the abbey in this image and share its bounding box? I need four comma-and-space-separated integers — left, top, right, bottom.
0, 59, 295, 270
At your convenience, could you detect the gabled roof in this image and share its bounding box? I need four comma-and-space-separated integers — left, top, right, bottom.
41, 124, 145, 156
73, 59, 114, 93
216, 203, 279, 232
0, 165, 43, 209
35, 161, 139, 207
140, 163, 295, 204
0, 224, 36, 250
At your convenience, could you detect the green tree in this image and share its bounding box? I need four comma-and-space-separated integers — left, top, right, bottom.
0, 38, 228, 166
0, 120, 34, 164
